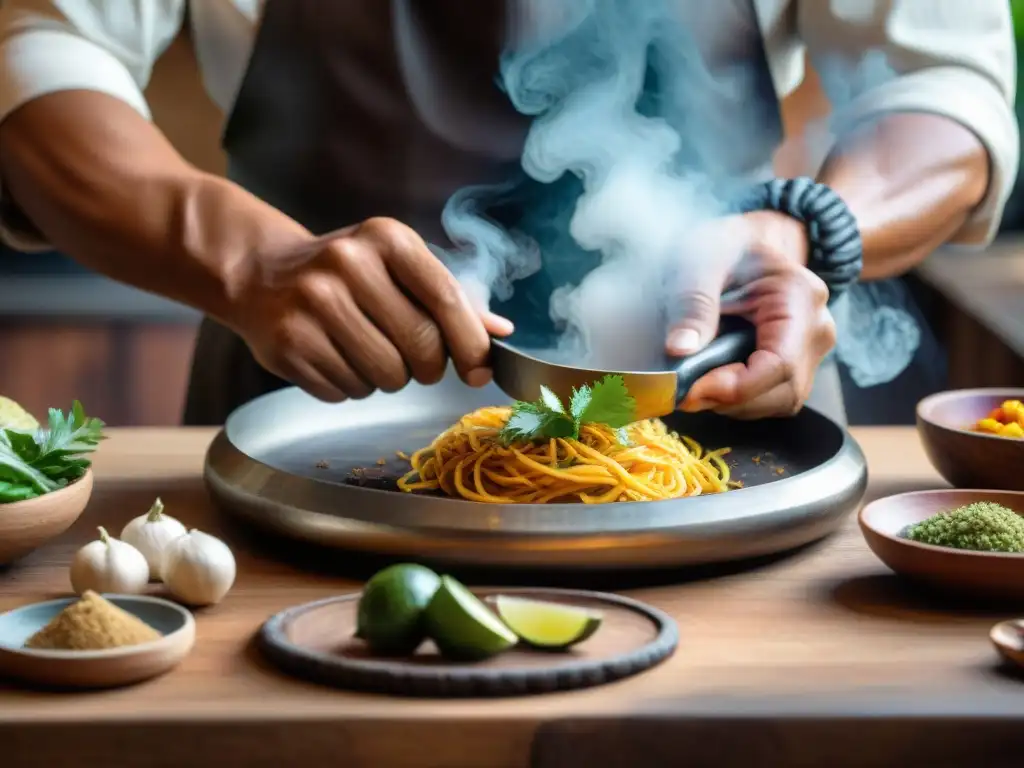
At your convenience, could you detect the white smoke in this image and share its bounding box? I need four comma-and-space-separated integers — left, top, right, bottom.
446, 0, 744, 370
811, 51, 923, 386
441, 180, 542, 311
512, 16, 726, 367
443, 1, 922, 385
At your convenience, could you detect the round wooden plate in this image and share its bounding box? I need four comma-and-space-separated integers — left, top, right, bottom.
258, 587, 678, 697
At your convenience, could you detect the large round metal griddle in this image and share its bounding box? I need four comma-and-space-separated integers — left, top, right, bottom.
204, 372, 868, 569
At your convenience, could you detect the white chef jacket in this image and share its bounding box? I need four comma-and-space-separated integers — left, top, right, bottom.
0, 0, 1018, 251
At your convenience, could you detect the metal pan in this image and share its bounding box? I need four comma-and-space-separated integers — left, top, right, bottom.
204, 370, 868, 570
491, 318, 757, 420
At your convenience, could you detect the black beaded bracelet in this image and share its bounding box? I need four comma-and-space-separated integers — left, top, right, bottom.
735, 177, 863, 303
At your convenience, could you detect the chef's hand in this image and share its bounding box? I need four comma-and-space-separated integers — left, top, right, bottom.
665, 211, 836, 419
231, 217, 513, 402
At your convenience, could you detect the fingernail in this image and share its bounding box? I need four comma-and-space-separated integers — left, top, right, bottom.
668, 329, 700, 355
486, 313, 515, 336
466, 367, 493, 387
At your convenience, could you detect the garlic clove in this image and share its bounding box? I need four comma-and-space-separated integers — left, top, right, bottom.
120, 497, 188, 581
69, 526, 150, 596
161, 529, 236, 607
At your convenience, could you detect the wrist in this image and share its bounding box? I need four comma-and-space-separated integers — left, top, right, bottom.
735, 177, 864, 302
743, 210, 809, 268
178, 173, 310, 330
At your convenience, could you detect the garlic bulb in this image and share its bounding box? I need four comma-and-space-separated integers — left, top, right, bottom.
120, 497, 187, 580
69, 526, 150, 596
161, 529, 236, 606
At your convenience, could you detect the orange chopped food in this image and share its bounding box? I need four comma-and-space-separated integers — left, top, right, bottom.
972, 399, 1024, 439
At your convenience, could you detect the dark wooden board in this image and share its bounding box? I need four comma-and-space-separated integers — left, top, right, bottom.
258, 587, 678, 697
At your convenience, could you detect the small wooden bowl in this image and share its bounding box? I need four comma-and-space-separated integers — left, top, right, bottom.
917, 389, 1024, 490
0, 469, 94, 565
0, 593, 195, 689
859, 489, 1024, 600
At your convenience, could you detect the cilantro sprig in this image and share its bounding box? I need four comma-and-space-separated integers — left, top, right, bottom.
499, 375, 636, 445
0, 401, 106, 503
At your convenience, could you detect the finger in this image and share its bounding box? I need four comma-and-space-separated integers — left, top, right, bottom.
281, 315, 375, 399
679, 350, 790, 412
665, 270, 729, 357
713, 382, 803, 419
460, 274, 515, 337
251, 319, 351, 403
276, 355, 348, 404
300, 346, 376, 401
331, 240, 448, 386
482, 310, 514, 337
360, 219, 491, 383
300, 269, 411, 393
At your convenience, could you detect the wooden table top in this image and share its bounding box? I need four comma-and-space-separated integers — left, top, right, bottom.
2, 427, 1023, 768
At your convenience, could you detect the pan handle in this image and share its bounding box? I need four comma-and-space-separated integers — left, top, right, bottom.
672, 318, 758, 406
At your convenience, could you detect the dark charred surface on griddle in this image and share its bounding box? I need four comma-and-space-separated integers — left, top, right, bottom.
271, 409, 827, 496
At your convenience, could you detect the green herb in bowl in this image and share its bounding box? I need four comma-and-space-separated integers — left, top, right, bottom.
903, 501, 1024, 553
0, 401, 105, 503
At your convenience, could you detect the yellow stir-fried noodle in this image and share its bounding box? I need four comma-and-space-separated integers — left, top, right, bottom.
396, 406, 733, 504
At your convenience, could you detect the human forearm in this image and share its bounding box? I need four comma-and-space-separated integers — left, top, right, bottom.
0, 90, 309, 325
816, 113, 991, 282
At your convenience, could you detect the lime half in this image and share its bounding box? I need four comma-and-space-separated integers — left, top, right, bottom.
491, 595, 602, 649
0, 396, 38, 431
355, 563, 441, 655
424, 576, 518, 661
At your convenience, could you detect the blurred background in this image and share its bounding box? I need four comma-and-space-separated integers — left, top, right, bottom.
1, 18, 1022, 426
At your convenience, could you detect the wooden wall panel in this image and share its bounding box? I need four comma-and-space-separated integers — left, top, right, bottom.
0, 323, 197, 427
121, 324, 199, 426
0, 325, 115, 419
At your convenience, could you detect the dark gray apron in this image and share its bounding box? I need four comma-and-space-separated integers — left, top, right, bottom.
183, 0, 848, 426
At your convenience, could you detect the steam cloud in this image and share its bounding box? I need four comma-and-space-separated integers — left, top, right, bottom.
443, 0, 921, 385
812, 52, 922, 387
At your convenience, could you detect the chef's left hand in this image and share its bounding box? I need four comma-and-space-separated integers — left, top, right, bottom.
665, 211, 837, 419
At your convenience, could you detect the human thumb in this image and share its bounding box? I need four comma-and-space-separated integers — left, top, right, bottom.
666, 289, 722, 357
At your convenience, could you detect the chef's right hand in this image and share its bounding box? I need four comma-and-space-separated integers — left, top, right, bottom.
230, 217, 513, 402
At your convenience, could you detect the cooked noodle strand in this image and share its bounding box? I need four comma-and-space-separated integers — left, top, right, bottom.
396, 406, 732, 504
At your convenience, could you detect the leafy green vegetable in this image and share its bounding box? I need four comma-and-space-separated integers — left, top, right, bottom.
573, 375, 636, 429
499, 402, 576, 444
0, 401, 105, 503
498, 375, 636, 445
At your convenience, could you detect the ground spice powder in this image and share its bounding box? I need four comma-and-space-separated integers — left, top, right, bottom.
25, 590, 162, 650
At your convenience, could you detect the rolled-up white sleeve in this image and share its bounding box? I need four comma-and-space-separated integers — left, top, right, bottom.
0, 0, 185, 251
799, 0, 1019, 247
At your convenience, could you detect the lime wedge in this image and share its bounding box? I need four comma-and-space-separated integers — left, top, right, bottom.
356, 563, 441, 655
424, 575, 518, 661
491, 595, 602, 649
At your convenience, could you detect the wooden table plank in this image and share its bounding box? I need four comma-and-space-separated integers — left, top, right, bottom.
1, 427, 1022, 767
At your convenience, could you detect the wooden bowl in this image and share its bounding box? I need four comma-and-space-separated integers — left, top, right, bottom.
859, 489, 1024, 600
0, 593, 195, 689
917, 388, 1024, 490
0, 469, 93, 565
